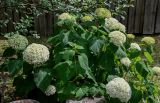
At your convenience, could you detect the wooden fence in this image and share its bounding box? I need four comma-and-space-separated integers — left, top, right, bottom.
0, 0, 160, 36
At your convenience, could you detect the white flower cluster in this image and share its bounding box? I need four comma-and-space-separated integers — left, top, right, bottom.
141, 37, 155, 45
0, 40, 9, 56
45, 85, 56, 96
95, 8, 112, 19
106, 77, 132, 103
130, 43, 141, 51
127, 34, 135, 39
8, 34, 28, 51
58, 13, 75, 21
23, 43, 50, 65
81, 15, 93, 22
109, 31, 126, 46
152, 66, 160, 75
105, 18, 126, 32
120, 57, 131, 67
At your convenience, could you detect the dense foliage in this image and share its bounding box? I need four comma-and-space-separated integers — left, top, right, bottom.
0, 6, 159, 103
0, 0, 134, 37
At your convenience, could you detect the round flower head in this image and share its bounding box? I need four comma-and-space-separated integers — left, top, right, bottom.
120, 57, 131, 67
8, 34, 28, 51
152, 66, 160, 75
127, 34, 135, 39
130, 43, 141, 51
109, 31, 126, 46
81, 15, 93, 22
118, 23, 126, 33
0, 40, 9, 56
45, 85, 56, 96
141, 37, 155, 45
23, 43, 50, 65
95, 8, 111, 18
106, 77, 132, 103
105, 18, 126, 32
58, 13, 75, 21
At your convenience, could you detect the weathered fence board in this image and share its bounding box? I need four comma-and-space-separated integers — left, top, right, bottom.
1, 0, 160, 36
155, 0, 160, 33
134, 0, 145, 33
143, 0, 158, 34
127, 0, 136, 33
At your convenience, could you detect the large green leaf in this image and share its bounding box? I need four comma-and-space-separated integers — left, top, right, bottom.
99, 51, 116, 75
116, 47, 126, 59
136, 61, 149, 78
53, 61, 73, 82
75, 86, 89, 99
57, 82, 77, 102
63, 31, 70, 44
78, 53, 96, 83
129, 82, 143, 103
7, 60, 23, 76
90, 39, 104, 55
34, 69, 52, 92
59, 49, 75, 60
68, 42, 84, 50
144, 52, 153, 63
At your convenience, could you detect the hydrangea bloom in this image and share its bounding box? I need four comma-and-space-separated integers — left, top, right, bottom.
8, 34, 28, 50
152, 67, 160, 75
45, 85, 56, 96
127, 34, 135, 39
105, 18, 126, 32
106, 77, 132, 103
120, 57, 131, 67
130, 43, 141, 51
109, 31, 126, 46
81, 15, 93, 22
58, 13, 75, 21
95, 8, 111, 18
0, 40, 9, 56
141, 37, 155, 45
23, 43, 50, 65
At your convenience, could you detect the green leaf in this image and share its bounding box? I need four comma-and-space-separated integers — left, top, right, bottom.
57, 82, 77, 102
59, 49, 75, 60
129, 49, 140, 59
75, 86, 89, 99
47, 34, 60, 45
34, 69, 52, 92
7, 60, 23, 76
78, 53, 96, 83
129, 82, 143, 103
90, 39, 104, 55
136, 61, 149, 78
116, 47, 126, 59
68, 42, 84, 50
144, 52, 153, 63
53, 61, 73, 82
63, 31, 70, 44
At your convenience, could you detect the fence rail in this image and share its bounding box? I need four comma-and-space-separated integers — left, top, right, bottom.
0, 0, 160, 36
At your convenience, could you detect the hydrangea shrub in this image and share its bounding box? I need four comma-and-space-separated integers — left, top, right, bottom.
0, 8, 159, 103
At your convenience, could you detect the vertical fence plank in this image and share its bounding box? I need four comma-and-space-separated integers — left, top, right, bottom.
38, 14, 47, 36
143, 0, 158, 34
0, 7, 7, 34
134, 0, 145, 34
6, 8, 14, 32
155, 0, 160, 33
127, 0, 136, 33
46, 13, 53, 36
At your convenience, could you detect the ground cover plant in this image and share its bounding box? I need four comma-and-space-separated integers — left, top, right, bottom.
0, 6, 160, 103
